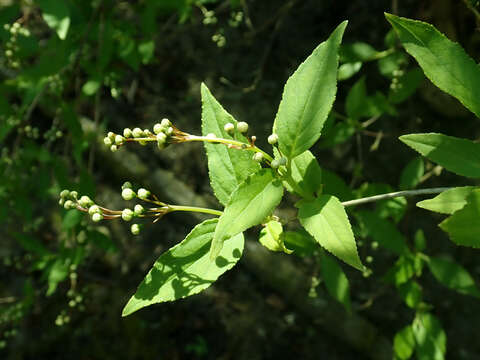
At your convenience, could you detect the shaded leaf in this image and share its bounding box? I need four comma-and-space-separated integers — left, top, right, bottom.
413, 312, 446, 360
394, 325, 416, 360
320, 251, 351, 311
38, 0, 70, 40
122, 219, 244, 316
399, 156, 424, 190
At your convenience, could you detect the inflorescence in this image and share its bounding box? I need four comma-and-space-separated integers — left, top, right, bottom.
60, 118, 288, 232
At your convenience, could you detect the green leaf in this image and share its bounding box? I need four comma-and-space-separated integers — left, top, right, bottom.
322, 168, 354, 201
317, 120, 356, 149
385, 13, 480, 118
394, 325, 416, 360
283, 150, 322, 199
47, 258, 69, 296
82, 79, 101, 96
201, 83, 260, 205
427, 256, 480, 297
62, 210, 83, 230
400, 133, 480, 178
384, 256, 416, 286
439, 189, 480, 247
340, 42, 378, 62
122, 219, 244, 316
413, 312, 446, 360
398, 280, 423, 308
355, 210, 409, 255
14, 233, 50, 256
399, 156, 424, 190
259, 220, 292, 254
345, 76, 368, 120
297, 195, 364, 270
138, 40, 155, 64
337, 62, 362, 81
211, 169, 283, 258
38, 0, 70, 40
319, 251, 351, 311
417, 186, 474, 214
273, 21, 347, 159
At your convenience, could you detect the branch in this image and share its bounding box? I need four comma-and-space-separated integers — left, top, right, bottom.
341, 187, 453, 207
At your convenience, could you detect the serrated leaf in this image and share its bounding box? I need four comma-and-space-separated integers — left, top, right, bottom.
38, 0, 70, 40
417, 186, 474, 214
427, 256, 480, 297
210, 169, 283, 259
355, 210, 410, 255
399, 156, 424, 190
259, 220, 292, 254
283, 150, 322, 199
122, 219, 244, 316
400, 133, 480, 178
385, 13, 480, 118
297, 195, 363, 270
413, 312, 446, 360
201, 83, 260, 205
273, 21, 347, 159
394, 325, 416, 360
320, 251, 351, 311
439, 189, 480, 247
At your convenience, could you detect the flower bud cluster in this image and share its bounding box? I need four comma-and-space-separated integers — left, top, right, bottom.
223, 121, 249, 136
3, 22, 30, 69
59, 189, 105, 222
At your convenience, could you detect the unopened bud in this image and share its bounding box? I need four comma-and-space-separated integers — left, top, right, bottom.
137, 188, 150, 200
64, 200, 75, 210
103, 137, 112, 146
115, 135, 124, 145
156, 132, 167, 143
134, 204, 144, 216
107, 132, 115, 139
110, 145, 118, 152
78, 195, 93, 208
123, 128, 133, 138
132, 128, 143, 138
122, 181, 132, 190
253, 152, 264, 162
122, 188, 136, 200
278, 157, 287, 166
267, 133, 278, 145
270, 159, 280, 169
160, 118, 171, 128
165, 127, 174, 136
153, 123, 163, 134
131, 223, 141, 235
88, 205, 101, 215
143, 129, 151, 136
92, 213, 103, 222
70, 191, 78, 200
122, 208, 134, 221
237, 121, 248, 133
224, 122, 234, 133
60, 190, 70, 198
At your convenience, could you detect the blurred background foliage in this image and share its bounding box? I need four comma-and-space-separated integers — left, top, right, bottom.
1, 0, 480, 359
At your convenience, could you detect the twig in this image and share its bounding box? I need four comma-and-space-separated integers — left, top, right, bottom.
342, 187, 452, 207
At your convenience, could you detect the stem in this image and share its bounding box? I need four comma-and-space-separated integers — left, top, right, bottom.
168, 205, 223, 217
185, 135, 274, 162
341, 187, 453, 207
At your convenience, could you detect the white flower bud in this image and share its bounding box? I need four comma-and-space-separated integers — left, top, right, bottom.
224, 122, 234, 133
160, 118, 171, 128
134, 204, 144, 216
59, 198, 65, 206
153, 123, 163, 134
156, 132, 167, 143
103, 137, 112, 146
253, 152, 264, 162
123, 128, 133, 138
270, 159, 280, 169
122, 181, 132, 190
137, 188, 150, 200
267, 133, 278, 145
115, 135, 124, 145
60, 190, 70, 198
107, 131, 115, 139
278, 157, 287, 166
122, 208, 134, 221
143, 129, 151, 136
70, 191, 78, 200
64, 200, 75, 209
157, 141, 166, 150
165, 127, 174, 136
92, 213, 103, 222
131, 224, 141, 235
237, 121, 248, 133
110, 145, 118, 152
132, 128, 143, 138
78, 195, 93, 208
122, 188, 136, 200
88, 205, 101, 215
